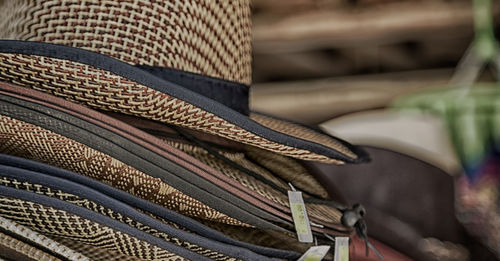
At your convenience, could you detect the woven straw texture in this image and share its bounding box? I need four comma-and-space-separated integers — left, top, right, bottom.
0, 216, 89, 261
0, 196, 186, 261
0, 0, 252, 85
250, 113, 357, 159
0, 53, 349, 164
0, 232, 61, 261
0, 114, 248, 227
0, 176, 238, 261
198, 219, 311, 254
54, 238, 141, 261
245, 146, 329, 198
161, 141, 343, 226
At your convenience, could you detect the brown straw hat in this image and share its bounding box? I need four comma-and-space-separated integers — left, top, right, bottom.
0, 0, 367, 164
0, 196, 189, 260
0, 173, 281, 260
0, 113, 246, 227
0, 82, 349, 234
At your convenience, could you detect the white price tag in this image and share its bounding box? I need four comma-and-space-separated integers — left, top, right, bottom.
334, 237, 349, 261
288, 190, 313, 243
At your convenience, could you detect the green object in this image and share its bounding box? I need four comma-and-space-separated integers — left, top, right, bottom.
393, 84, 500, 174
393, 0, 500, 176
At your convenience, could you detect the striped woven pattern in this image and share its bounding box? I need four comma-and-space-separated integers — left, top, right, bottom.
54, 238, 141, 261
0, 114, 248, 227
199, 219, 309, 253
0, 231, 60, 261
245, 146, 329, 198
161, 141, 343, 225
0, 196, 186, 261
0, 0, 252, 85
250, 113, 357, 159
0, 176, 238, 261
0, 216, 89, 261
0, 53, 348, 164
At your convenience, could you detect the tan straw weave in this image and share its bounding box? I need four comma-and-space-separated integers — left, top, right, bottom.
160, 141, 343, 226
0, 196, 186, 261
0, 176, 239, 261
0, 231, 60, 261
244, 146, 329, 198
53, 238, 141, 261
0, 0, 252, 85
0, 216, 89, 261
0, 53, 348, 164
198, 219, 311, 254
250, 113, 357, 160
0, 114, 248, 227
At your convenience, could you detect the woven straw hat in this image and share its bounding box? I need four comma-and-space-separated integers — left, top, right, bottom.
0, 167, 292, 260
0, 196, 191, 260
0, 0, 367, 164
0, 81, 350, 236
0, 153, 302, 259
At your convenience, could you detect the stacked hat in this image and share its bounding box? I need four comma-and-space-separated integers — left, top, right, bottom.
0, 0, 378, 260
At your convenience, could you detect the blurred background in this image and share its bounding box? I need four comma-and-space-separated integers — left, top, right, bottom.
249, 1, 500, 260
251, 0, 499, 124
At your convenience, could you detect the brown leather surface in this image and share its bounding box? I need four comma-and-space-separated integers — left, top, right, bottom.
303, 146, 467, 260
0, 81, 349, 234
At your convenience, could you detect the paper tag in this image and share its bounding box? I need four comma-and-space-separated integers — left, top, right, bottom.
288, 190, 313, 243
334, 237, 349, 261
297, 245, 331, 261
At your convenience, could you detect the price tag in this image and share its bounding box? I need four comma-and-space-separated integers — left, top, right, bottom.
334, 237, 349, 261
298, 245, 331, 261
288, 190, 313, 243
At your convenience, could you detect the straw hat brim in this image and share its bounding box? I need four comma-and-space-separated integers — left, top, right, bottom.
0, 189, 197, 260
0, 216, 89, 261
0, 110, 285, 232
0, 40, 368, 164
0, 154, 301, 260
0, 83, 350, 234
0, 166, 283, 260
0, 96, 348, 234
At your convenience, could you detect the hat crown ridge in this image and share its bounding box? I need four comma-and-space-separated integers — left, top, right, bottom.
0, 0, 252, 86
